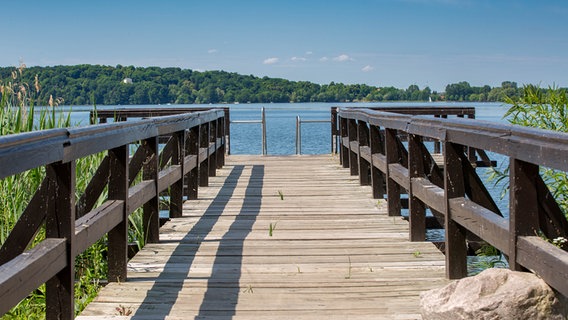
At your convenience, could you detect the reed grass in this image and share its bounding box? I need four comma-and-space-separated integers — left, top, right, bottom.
0, 64, 124, 318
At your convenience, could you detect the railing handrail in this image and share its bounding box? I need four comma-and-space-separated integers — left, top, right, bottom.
336, 106, 568, 298
0, 108, 227, 318
340, 108, 568, 171
367, 105, 476, 117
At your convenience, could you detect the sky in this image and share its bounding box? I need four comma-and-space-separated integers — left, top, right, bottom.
2, 0, 568, 92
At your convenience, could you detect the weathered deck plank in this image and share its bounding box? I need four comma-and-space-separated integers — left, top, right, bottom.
77, 155, 447, 319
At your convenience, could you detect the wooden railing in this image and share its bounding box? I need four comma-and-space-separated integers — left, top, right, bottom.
0, 109, 226, 319
91, 107, 231, 153
332, 106, 479, 160
337, 107, 568, 297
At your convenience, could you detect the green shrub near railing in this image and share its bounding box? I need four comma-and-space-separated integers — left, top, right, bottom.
504, 85, 568, 217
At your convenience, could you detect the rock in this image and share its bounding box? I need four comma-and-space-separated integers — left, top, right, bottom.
420, 268, 567, 320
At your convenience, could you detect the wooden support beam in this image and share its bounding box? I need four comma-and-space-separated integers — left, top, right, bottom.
107, 145, 129, 283
45, 161, 76, 320
129, 143, 147, 186
385, 128, 401, 217
357, 121, 371, 186
159, 135, 176, 170
217, 117, 225, 168
444, 142, 468, 279
517, 236, 568, 298
0, 178, 49, 266
143, 137, 160, 244
187, 126, 200, 200
76, 155, 110, 218
370, 125, 385, 199
348, 119, 359, 176
208, 120, 217, 177
0, 239, 66, 316
339, 117, 349, 168
408, 134, 426, 242
449, 198, 509, 253
509, 158, 539, 271
170, 131, 185, 218
199, 123, 210, 187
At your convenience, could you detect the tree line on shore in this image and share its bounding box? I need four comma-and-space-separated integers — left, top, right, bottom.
0, 64, 526, 106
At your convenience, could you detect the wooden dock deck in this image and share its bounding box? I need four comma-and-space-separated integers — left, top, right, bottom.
77, 155, 448, 319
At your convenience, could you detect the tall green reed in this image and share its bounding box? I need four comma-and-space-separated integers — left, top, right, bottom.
1, 64, 172, 318
0, 64, 107, 319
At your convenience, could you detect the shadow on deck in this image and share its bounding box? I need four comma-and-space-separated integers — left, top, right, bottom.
78, 155, 447, 319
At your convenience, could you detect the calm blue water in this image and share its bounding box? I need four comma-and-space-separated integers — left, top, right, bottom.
227, 102, 509, 155
48, 102, 511, 235
54, 101, 509, 155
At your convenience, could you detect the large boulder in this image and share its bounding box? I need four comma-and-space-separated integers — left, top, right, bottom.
420, 268, 567, 320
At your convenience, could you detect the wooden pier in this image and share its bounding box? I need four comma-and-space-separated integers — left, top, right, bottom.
77, 155, 447, 319
2, 106, 568, 319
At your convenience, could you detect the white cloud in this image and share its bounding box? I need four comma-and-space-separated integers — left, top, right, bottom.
333, 54, 353, 62
320, 56, 329, 62
291, 56, 307, 62
208, 49, 218, 54
263, 57, 279, 65
362, 65, 374, 72
306, 51, 313, 55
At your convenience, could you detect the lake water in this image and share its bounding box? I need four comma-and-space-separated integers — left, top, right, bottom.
56, 102, 511, 242
225, 102, 509, 155
59, 101, 509, 156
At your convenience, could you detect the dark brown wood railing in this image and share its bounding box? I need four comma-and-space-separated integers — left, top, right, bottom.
331, 106, 487, 164
91, 107, 231, 154
337, 107, 568, 297
0, 109, 226, 319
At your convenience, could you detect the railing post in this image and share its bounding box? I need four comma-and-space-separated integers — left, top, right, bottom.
224, 107, 231, 156
331, 107, 338, 154
385, 128, 401, 216
170, 131, 185, 218
357, 121, 371, 186
199, 123, 210, 187
209, 120, 217, 177
108, 144, 129, 282
217, 116, 225, 168
408, 134, 426, 241
296, 116, 301, 155
370, 124, 385, 199
348, 118, 359, 176
261, 107, 267, 155
143, 137, 160, 244
433, 115, 441, 154
509, 158, 539, 271
444, 141, 468, 279
187, 126, 200, 200
45, 161, 76, 320
466, 114, 477, 163
340, 117, 349, 168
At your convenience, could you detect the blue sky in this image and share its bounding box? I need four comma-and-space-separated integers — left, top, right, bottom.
2, 0, 567, 91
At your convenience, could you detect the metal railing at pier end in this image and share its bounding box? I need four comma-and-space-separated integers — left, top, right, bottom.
295, 116, 331, 155
230, 107, 267, 155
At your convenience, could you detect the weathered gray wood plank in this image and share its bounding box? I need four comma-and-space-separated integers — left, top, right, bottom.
77, 155, 447, 319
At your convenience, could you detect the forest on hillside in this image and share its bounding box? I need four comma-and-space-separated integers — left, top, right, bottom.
0, 64, 524, 106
